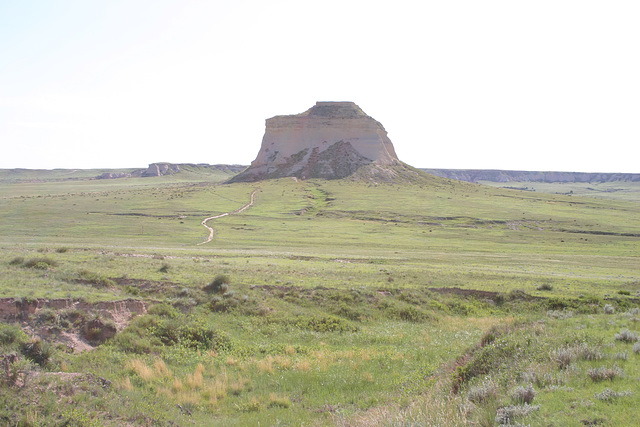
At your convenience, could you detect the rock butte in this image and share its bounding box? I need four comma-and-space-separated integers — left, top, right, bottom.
229, 102, 401, 182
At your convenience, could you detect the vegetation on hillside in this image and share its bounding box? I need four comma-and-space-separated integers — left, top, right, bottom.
0, 168, 638, 425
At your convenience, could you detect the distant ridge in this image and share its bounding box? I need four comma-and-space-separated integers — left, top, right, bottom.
422, 169, 640, 184
96, 163, 246, 179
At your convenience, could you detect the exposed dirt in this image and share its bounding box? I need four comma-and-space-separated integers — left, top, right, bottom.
0, 298, 149, 353
198, 188, 259, 245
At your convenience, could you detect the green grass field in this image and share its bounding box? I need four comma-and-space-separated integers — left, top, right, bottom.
0, 168, 638, 425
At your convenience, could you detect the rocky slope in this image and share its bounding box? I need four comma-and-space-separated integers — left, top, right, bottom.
229, 102, 401, 182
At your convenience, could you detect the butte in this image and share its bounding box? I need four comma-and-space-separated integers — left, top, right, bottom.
229, 102, 420, 183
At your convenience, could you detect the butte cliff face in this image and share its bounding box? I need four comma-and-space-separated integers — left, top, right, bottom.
229, 102, 400, 182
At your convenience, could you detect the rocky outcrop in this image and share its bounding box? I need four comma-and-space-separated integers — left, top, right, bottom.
141, 163, 181, 177
94, 163, 247, 180
422, 169, 640, 184
229, 102, 400, 182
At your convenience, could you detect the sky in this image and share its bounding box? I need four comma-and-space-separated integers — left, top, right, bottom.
1, 1, 639, 173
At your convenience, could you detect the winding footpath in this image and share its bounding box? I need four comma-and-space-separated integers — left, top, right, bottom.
197, 189, 259, 245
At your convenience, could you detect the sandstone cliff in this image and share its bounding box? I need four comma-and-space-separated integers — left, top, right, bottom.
422, 169, 640, 183
229, 102, 400, 182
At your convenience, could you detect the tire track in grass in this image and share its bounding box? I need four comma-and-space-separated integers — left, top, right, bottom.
197, 189, 258, 245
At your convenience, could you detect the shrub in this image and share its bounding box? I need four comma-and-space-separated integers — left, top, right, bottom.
511, 384, 536, 404
147, 303, 179, 318
536, 283, 553, 291
203, 274, 231, 294
577, 342, 604, 361
618, 290, 631, 296
595, 388, 632, 401
0, 324, 27, 346
467, 380, 498, 403
21, 338, 52, 366
209, 295, 239, 312
158, 262, 170, 273
495, 404, 540, 425
633, 342, 640, 354
553, 347, 575, 369
604, 304, 615, 314
547, 309, 573, 319
55, 247, 69, 253
22, 257, 58, 269
294, 314, 358, 333
614, 329, 638, 343
8, 257, 24, 266
612, 351, 628, 361
554, 342, 604, 369
77, 269, 115, 288
588, 365, 624, 382
36, 308, 58, 325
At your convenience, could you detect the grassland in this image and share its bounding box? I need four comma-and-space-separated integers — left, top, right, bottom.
0, 168, 639, 426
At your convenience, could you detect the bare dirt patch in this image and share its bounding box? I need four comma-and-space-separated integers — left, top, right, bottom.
0, 298, 149, 353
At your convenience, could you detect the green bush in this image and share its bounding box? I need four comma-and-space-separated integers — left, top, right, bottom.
147, 303, 179, 318
8, 257, 24, 266
77, 269, 115, 288
203, 274, 231, 294
22, 257, 58, 269
0, 324, 27, 346
112, 314, 231, 353
294, 314, 358, 333
21, 338, 52, 366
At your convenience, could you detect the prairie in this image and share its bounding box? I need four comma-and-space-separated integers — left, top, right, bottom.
0, 168, 638, 425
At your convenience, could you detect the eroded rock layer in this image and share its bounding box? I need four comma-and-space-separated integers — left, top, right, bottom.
230, 102, 400, 182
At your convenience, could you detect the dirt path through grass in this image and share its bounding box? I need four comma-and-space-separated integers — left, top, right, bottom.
198, 188, 258, 245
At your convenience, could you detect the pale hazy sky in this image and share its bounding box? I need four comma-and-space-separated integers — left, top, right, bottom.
1, 1, 638, 172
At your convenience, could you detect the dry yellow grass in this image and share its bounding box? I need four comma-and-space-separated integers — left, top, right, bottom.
186, 364, 205, 389
153, 359, 172, 378
127, 359, 155, 381
119, 376, 133, 391
295, 359, 311, 372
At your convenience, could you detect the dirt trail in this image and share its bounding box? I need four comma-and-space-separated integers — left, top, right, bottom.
198, 188, 258, 245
